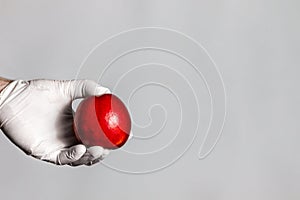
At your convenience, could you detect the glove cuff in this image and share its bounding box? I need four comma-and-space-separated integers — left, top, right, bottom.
0, 80, 29, 109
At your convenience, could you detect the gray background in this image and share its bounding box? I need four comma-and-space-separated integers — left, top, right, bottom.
0, 0, 299, 199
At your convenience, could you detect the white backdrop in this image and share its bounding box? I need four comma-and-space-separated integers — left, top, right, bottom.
0, 0, 299, 199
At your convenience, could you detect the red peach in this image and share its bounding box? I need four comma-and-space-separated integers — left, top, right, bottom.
74, 94, 131, 149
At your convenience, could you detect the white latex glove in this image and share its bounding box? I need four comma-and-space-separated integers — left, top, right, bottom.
0, 79, 111, 166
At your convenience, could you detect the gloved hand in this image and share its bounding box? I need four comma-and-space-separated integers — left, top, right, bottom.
0, 79, 111, 166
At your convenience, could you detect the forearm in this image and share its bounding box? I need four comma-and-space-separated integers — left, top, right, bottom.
0, 77, 12, 93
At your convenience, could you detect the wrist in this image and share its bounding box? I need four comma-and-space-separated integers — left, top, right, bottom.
0, 78, 12, 93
